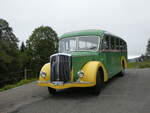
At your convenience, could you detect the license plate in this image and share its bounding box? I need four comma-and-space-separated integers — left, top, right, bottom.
52, 81, 64, 86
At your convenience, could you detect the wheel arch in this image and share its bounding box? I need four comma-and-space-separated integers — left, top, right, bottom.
79, 61, 109, 84
98, 67, 104, 82
121, 56, 128, 68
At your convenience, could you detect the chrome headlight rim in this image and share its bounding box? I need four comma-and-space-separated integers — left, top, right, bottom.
40, 72, 46, 78
77, 70, 84, 78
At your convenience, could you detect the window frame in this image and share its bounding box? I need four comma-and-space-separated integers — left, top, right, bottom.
59, 35, 100, 53
101, 34, 111, 50
116, 37, 120, 50
110, 36, 115, 50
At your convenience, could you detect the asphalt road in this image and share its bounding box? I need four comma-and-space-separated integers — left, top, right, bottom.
0, 68, 150, 113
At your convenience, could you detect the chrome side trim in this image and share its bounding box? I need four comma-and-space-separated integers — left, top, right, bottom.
100, 50, 127, 52
72, 81, 93, 84
50, 53, 71, 58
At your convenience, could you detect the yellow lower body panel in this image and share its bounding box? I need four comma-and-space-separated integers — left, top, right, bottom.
37, 81, 95, 89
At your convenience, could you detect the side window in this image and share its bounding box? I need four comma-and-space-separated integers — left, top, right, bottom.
116, 38, 119, 50
110, 36, 115, 50
120, 40, 123, 50
102, 35, 110, 50
78, 36, 98, 51
122, 41, 125, 50
124, 42, 127, 50
123, 41, 127, 50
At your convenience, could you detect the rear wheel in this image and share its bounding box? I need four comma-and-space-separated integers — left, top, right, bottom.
92, 71, 103, 96
120, 61, 125, 77
48, 87, 56, 94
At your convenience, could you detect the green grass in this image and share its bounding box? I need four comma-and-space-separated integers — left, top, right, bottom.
0, 78, 37, 92
128, 61, 150, 68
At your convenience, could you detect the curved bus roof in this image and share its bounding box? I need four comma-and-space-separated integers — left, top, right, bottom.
59, 29, 126, 43
60, 29, 105, 39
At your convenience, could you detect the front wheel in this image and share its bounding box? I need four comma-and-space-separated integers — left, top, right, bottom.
48, 87, 56, 94
92, 71, 103, 96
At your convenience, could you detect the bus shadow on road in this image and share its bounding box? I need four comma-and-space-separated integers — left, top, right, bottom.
50, 87, 94, 100
105, 73, 123, 87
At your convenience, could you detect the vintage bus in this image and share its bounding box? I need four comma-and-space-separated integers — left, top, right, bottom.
37, 29, 128, 95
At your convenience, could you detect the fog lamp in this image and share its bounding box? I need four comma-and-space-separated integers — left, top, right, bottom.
78, 70, 84, 78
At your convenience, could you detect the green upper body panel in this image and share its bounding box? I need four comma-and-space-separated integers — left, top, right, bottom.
59, 29, 105, 39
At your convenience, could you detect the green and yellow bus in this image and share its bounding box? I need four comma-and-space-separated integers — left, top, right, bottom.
37, 29, 128, 95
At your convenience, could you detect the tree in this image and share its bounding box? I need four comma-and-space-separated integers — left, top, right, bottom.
19, 42, 28, 69
0, 19, 20, 86
0, 19, 18, 45
146, 38, 150, 56
26, 26, 58, 75
20, 41, 26, 52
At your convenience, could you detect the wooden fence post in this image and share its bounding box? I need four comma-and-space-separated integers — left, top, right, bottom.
24, 67, 27, 80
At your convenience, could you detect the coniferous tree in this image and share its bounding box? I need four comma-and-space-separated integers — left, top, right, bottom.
19, 42, 28, 72
20, 41, 26, 52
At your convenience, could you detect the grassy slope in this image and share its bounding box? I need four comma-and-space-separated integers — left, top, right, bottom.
0, 78, 37, 92
128, 61, 150, 68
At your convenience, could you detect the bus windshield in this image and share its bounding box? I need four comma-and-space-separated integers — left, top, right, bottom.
59, 36, 99, 53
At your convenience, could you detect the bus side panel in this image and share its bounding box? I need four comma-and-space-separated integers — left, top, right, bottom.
101, 52, 114, 78
101, 51, 127, 79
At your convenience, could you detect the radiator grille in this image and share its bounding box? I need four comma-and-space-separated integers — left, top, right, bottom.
50, 53, 71, 83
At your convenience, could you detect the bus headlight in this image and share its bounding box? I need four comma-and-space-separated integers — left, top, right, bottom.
77, 70, 84, 78
40, 72, 46, 78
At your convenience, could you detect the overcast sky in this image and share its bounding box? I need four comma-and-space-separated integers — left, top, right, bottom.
1, 0, 150, 58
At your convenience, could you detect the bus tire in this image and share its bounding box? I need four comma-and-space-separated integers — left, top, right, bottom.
120, 68, 125, 76
92, 71, 103, 96
48, 87, 56, 94
120, 61, 125, 77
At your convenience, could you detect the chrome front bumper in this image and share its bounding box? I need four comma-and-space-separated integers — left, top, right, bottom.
37, 80, 93, 85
